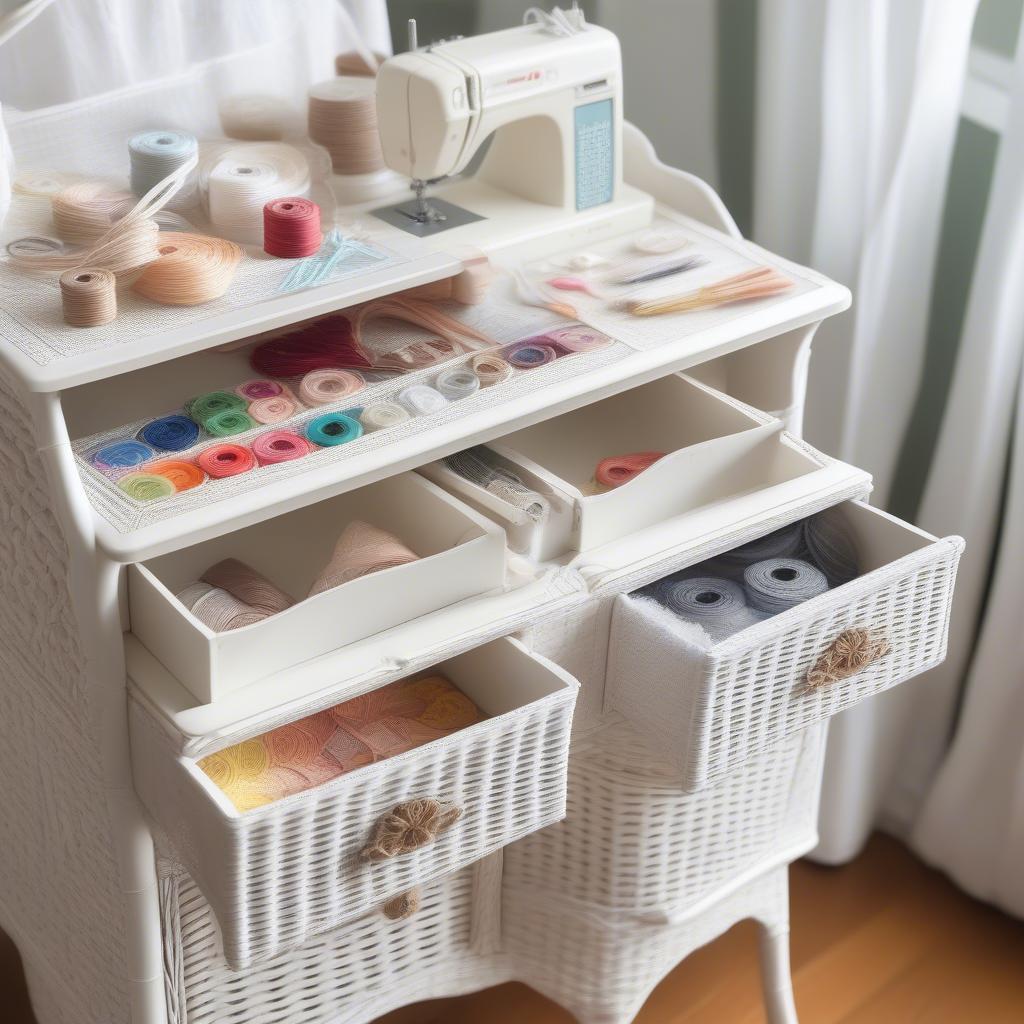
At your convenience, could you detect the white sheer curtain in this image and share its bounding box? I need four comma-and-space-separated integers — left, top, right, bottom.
754, 0, 980, 864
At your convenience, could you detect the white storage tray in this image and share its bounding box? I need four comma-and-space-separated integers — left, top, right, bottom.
127, 472, 506, 703
605, 501, 964, 791
130, 636, 577, 969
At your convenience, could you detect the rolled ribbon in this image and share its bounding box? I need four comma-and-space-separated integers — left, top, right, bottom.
235, 379, 285, 401
502, 341, 559, 369
397, 384, 448, 416
594, 451, 665, 490
360, 402, 411, 432
131, 232, 243, 305
117, 473, 175, 501
548, 325, 612, 353
202, 558, 294, 617
91, 439, 155, 473
305, 412, 363, 447
196, 443, 256, 478
148, 460, 206, 493
298, 367, 365, 406
444, 447, 550, 522
138, 414, 201, 452
471, 353, 512, 387
658, 576, 761, 642
803, 508, 860, 586
186, 391, 248, 427
204, 409, 256, 437
435, 367, 480, 402
743, 558, 829, 616
309, 520, 419, 596
251, 430, 312, 465
129, 130, 198, 196
248, 394, 298, 424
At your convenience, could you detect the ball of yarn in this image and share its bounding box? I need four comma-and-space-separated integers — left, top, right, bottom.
743, 558, 829, 615
435, 367, 480, 401
658, 576, 758, 642
298, 368, 365, 406
129, 130, 198, 196
360, 403, 411, 432
196, 444, 256, 478
803, 508, 860, 586
305, 412, 363, 447
594, 451, 665, 490
117, 473, 175, 501
91, 439, 154, 473
132, 232, 242, 305
251, 430, 313, 465
398, 384, 448, 416
148, 460, 206, 493
138, 414, 201, 452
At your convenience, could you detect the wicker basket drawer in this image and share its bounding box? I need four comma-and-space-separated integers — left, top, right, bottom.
128, 472, 506, 703
130, 637, 577, 969
605, 501, 964, 791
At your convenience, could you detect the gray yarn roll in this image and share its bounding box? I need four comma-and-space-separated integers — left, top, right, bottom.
444, 446, 550, 523
657, 576, 761, 642
743, 558, 828, 615
803, 508, 860, 586
717, 521, 805, 572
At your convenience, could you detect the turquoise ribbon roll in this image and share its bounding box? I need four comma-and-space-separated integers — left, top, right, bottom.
304, 412, 363, 447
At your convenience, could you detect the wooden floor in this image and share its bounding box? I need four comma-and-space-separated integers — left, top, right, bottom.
4, 834, 1024, 1023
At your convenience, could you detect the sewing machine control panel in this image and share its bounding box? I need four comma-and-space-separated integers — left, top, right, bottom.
574, 98, 614, 210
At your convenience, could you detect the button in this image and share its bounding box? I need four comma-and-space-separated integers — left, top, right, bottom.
451, 86, 465, 108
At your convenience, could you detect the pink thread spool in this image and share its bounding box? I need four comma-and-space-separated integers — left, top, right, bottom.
252, 430, 313, 465
263, 197, 322, 258
298, 368, 365, 406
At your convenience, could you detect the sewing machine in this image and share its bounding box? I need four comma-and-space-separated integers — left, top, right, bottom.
373, 10, 652, 247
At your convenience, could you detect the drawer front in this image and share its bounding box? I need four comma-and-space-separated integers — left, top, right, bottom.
131, 638, 577, 969
605, 501, 964, 791
503, 720, 823, 924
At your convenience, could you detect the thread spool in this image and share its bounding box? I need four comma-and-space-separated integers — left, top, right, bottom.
471, 353, 512, 387
91, 439, 155, 474
235, 379, 285, 401
59, 267, 117, 327
204, 409, 256, 437
196, 443, 256, 478
335, 50, 385, 76
186, 391, 248, 427
248, 394, 298, 424
298, 368, 365, 406
305, 412, 363, 447
138, 414, 201, 452
263, 197, 322, 258
207, 143, 311, 244
435, 367, 480, 402
360, 403, 411, 432
594, 451, 665, 490
398, 385, 449, 416
548, 325, 612, 353
251, 430, 312, 465
117, 473, 175, 501
148, 460, 206, 493
659, 577, 759, 642
503, 341, 559, 369
218, 95, 291, 141
129, 130, 198, 196
52, 183, 134, 244
308, 77, 385, 175
132, 233, 242, 305
743, 558, 829, 615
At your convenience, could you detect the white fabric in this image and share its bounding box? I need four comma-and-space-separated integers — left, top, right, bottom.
755, 0, 979, 864
908, 17, 1024, 912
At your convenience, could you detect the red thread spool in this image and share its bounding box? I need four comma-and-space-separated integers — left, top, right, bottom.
197, 443, 256, 479
263, 197, 322, 258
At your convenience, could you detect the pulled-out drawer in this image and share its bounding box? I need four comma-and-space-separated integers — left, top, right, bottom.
128, 472, 506, 703
605, 501, 964, 791
130, 637, 577, 969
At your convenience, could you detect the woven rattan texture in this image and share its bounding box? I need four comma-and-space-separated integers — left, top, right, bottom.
162, 860, 512, 1024
605, 535, 963, 792
131, 679, 574, 969
504, 719, 821, 922
504, 863, 791, 1024
0, 375, 131, 1023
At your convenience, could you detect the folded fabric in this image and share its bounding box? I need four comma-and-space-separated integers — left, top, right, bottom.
308, 520, 419, 597
177, 559, 294, 632
198, 674, 486, 811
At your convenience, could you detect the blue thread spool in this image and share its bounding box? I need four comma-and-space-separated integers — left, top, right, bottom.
503, 342, 559, 369
91, 439, 155, 474
138, 414, 201, 452
305, 412, 363, 447
129, 130, 198, 196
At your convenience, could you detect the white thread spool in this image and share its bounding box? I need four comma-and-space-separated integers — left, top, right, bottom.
207, 143, 311, 245
308, 77, 385, 176
360, 403, 411, 432
398, 385, 449, 416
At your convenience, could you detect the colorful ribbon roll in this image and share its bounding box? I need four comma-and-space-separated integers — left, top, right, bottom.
235, 379, 285, 401
204, 409, 256, 437
138, 414, 201, 452
148, 460, 206, 493
309, 520, 419, 596
397, 384, 448, 416
547, 325, 612, 353
594, 451, 665, 490
196, 443, 256, 478
117, 473, 175, 501
360, 402, 411, 432
186, 391, 248, 427
435, 367, 480, 401
502, 341, 559, 369
248, 393, 298, 424
298, 368, 365, 406
304, 412, 363, 447
471, 353, 512, 387
743, 558, 828, 615
251, 430, 312, 465
91, 439, 155, 473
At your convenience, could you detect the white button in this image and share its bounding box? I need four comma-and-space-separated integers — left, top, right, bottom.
451, 86, 465, 108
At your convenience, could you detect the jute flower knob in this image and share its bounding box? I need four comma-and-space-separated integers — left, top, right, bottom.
361, 799, 463, 861
803, 628, 891, 693
381, 888, 422, 921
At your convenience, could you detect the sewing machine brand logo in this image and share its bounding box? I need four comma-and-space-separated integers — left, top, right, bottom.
506, 70, 542, 85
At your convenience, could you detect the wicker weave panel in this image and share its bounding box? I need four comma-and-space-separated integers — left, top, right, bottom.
0, 375, 132, 1024
606, 527, 963, 791
503, 720, 822, 923
131, 677, 574, 969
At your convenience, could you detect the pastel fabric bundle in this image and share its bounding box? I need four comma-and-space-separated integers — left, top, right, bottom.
199, 675, 486, 811
176, 558, 294, 632
308, 521, 420, 596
